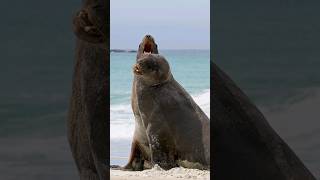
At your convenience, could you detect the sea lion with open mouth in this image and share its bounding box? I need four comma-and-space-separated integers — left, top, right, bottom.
124, 35, 210, 171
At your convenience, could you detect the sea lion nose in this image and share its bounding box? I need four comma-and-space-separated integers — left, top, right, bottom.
146, 35, 151, 38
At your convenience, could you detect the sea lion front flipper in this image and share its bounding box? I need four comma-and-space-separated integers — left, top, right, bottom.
123, 139, 144, 171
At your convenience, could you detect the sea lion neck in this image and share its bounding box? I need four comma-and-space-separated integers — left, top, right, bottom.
150, 75, 172, 88
136, 71, 173, 89
136, 35, 159, 60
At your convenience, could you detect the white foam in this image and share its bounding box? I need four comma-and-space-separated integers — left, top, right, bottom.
110, 104, 135, 140
193, 89, 210, 117
110, 89, 210, 140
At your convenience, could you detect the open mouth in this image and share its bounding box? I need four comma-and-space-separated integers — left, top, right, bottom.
143, 43, 153, 54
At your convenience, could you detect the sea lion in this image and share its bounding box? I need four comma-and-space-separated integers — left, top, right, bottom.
211, 61, 316, 179
67, 0, 108, 179
124, 35, 210, 171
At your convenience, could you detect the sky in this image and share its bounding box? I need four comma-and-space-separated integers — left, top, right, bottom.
110, 0, 210, 50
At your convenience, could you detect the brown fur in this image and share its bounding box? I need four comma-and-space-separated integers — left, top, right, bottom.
67, 0, 108, 179
124, 35, 210, 171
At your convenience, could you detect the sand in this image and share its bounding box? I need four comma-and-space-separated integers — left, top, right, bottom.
110, 165, 210, 180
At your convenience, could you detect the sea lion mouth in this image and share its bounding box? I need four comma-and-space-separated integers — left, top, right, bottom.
141, 35, 155, 54
143, 43, 153, 54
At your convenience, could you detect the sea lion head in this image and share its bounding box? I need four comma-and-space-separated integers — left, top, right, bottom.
137, 35, 159, 60
133, 54, 172, 87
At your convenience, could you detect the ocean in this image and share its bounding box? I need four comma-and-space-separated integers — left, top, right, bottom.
110, 50, 210, 165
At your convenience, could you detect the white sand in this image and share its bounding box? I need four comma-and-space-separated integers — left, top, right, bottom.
110, 165, 210, 180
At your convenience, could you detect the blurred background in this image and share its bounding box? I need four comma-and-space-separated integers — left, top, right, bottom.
213, 0, 320, 179
0, 0, 80, 179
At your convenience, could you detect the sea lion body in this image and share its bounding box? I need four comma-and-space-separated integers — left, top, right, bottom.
125, 35, 210, 170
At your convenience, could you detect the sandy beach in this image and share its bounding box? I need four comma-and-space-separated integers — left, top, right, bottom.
110, 165, 210, 180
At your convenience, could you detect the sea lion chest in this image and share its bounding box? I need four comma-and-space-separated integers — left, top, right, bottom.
135, 82, 161, 127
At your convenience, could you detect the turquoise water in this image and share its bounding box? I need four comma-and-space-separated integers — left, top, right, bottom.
110, 50, 210, 165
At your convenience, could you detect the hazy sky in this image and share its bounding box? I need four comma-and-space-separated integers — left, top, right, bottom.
110, 0, 210, 49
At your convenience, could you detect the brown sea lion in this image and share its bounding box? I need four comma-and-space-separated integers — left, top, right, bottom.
67, 0, 108, 179
124, 35, 210, 171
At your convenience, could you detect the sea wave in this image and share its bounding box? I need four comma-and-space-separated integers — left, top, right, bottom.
110, 89, 210, 140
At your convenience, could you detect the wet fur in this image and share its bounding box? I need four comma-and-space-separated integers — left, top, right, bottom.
125, 36, 210, 171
